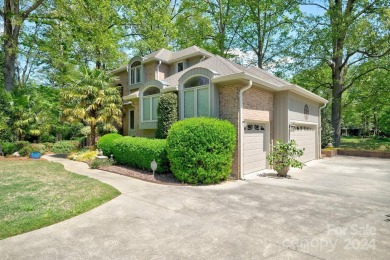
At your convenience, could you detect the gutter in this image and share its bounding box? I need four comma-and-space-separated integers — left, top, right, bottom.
239, 80, 253, 180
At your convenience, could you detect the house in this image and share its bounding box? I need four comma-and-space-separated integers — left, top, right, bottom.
112, 46, 328, 179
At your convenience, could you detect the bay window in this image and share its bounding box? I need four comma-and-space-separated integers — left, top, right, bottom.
142, 86, 160, 121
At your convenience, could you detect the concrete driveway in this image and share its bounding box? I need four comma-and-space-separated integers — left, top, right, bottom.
1, 156, 389, 260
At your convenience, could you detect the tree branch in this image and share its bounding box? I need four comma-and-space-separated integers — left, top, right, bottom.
0, 9, 4, 17
22, 0, 45, 20
301, 2, 328, 11
342, 66, 386, 92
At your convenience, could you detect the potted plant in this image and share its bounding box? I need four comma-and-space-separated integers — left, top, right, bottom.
266, 140, 304, 177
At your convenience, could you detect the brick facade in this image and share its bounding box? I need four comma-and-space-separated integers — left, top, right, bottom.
144, 62, 156, 81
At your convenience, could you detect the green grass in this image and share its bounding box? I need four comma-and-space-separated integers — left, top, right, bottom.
340, 136, 390, 151
0, 159, 120, 240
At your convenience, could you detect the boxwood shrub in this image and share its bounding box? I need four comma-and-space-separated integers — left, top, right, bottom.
167, 117, 236, 184
97, 133, 123, 156
156, 92, 178, 139
51, 140, 80, 154
112, 137, 169, 173
0, 142, 17, 155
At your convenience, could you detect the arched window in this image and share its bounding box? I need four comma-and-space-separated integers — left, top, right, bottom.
142, 86, 160, 121
183, 76, 210, 118
130, 61, 141, 84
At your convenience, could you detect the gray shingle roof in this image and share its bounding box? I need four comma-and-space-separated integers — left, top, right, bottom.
143, 46, 213, 63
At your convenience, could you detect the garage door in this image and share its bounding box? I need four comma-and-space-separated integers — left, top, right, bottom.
243, 123, 267, 175
290, 125, 316, 162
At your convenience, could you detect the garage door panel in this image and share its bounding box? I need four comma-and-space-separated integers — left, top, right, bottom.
290, 125, 316, 163
243, 123, 267, 175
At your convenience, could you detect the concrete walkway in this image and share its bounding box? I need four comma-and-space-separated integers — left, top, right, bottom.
1, 156, 390, 259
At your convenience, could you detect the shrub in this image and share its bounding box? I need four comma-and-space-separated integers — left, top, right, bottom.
14, 141, 30, 151
167, 118, 236, 184
156, 93, 178, 139
43, 142, 54, 152
112, 137, 169, 173
51, 140, 79, 154
75, 150, 98, 163
31, 143, 46, 154
19, 145, 34, 157
97, 133, 123, 156
90, 158, 115, 169
1, 142, 17, 155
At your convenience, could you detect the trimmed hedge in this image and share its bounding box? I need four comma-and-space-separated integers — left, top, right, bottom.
97, 133, 123, 156
167, 118, 236, 184
156, 92, 178, 139
51, 140, 79, 154
112, 137, 169, 173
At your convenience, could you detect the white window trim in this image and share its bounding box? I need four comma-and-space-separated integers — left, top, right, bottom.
140, 86, 161, 123
183, 84, 210, 118
176, 61, 185, 73
130, 63, 141, 85
128, 109, 135, 131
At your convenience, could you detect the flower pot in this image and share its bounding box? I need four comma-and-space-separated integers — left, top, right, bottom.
276, 167, 289, 177
30, 152, 41, 159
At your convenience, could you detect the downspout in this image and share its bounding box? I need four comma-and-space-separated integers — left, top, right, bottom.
239, 80, 253, 180
319, 103, 327, 158
156, 60, 162, 80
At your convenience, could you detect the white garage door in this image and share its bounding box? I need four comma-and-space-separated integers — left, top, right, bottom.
243, 123, 267, 175
290, 125, 316, 162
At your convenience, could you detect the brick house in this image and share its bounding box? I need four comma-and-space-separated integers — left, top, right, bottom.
112, 46, 327, 179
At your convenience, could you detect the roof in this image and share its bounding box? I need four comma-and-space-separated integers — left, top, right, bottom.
143, 46, 213, 64
122, 46, 327, 104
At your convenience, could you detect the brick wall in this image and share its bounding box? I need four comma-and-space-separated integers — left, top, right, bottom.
144, 62, 156, 81
218, 83, 246, 179
158, 63, 170, 80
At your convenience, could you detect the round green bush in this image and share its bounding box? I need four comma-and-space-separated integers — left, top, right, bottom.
97, 133, 123, 156
0, 142, 17, 155
18, 145, 34, 157
167, 117, 236, 184
112, 137, 169, 173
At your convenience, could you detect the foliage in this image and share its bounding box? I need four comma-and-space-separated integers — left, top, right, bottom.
51, 141, 80, 154
156, 93, 178, 139
341, 137, 390, 151
0, 160, 120, 239
14, 141, 31, 151
0, 142, 17, 155
167, 118, 236, 184
0, 89, 14, 141
321, 121, 334, 149
61, 66, 122, 146
112, 137, 169, 174
72, 150, 98, 163
18, 145, 35, 157
90, 158, 116, 169
30, 143, 46, 154
97, 133, 123, 157
266, 140, 304, 172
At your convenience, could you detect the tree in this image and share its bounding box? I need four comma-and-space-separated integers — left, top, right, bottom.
237, 0, 302, 69
156, 92, 178, 139
296, 0, 389, 146
0, 0, 45, 91
61, 67, 122, 146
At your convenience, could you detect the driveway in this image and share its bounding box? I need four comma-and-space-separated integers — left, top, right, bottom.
1, 156, 389, 259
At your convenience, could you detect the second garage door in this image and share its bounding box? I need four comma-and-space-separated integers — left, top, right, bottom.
290, 125, 316, 162
243, 123, 267, 175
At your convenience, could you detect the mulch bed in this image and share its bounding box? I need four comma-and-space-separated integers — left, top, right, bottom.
99, 165, 187, 186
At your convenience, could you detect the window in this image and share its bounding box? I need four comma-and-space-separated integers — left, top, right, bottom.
128, 110, 134, 130
130, 61, 141, 84
142, 86, 160, 121
183, 76, 210, 118
177, 62, 184, 72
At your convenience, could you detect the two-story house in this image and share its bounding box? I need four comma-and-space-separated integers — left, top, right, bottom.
112, 46, 327, 179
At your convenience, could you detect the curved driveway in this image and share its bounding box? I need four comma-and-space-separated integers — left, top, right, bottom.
1, 155, 390, 259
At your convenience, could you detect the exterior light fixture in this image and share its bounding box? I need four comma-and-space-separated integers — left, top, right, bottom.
151, 159, 157, 177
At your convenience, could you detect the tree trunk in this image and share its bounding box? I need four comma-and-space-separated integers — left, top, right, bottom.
90, 123, 96, 146
331, 55, 344, 147
3, 40, 17, 91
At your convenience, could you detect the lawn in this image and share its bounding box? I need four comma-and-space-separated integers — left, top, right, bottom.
0, 159, 120, 240
340, 136, 390, 151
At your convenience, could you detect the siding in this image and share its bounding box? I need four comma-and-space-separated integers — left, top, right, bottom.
273, 91, 289, 142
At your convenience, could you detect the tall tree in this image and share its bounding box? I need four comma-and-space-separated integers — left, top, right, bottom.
297, 0, 389, 146
0, 0, 45, 91
61, 67, 122, 146
237, 0, 302, 69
